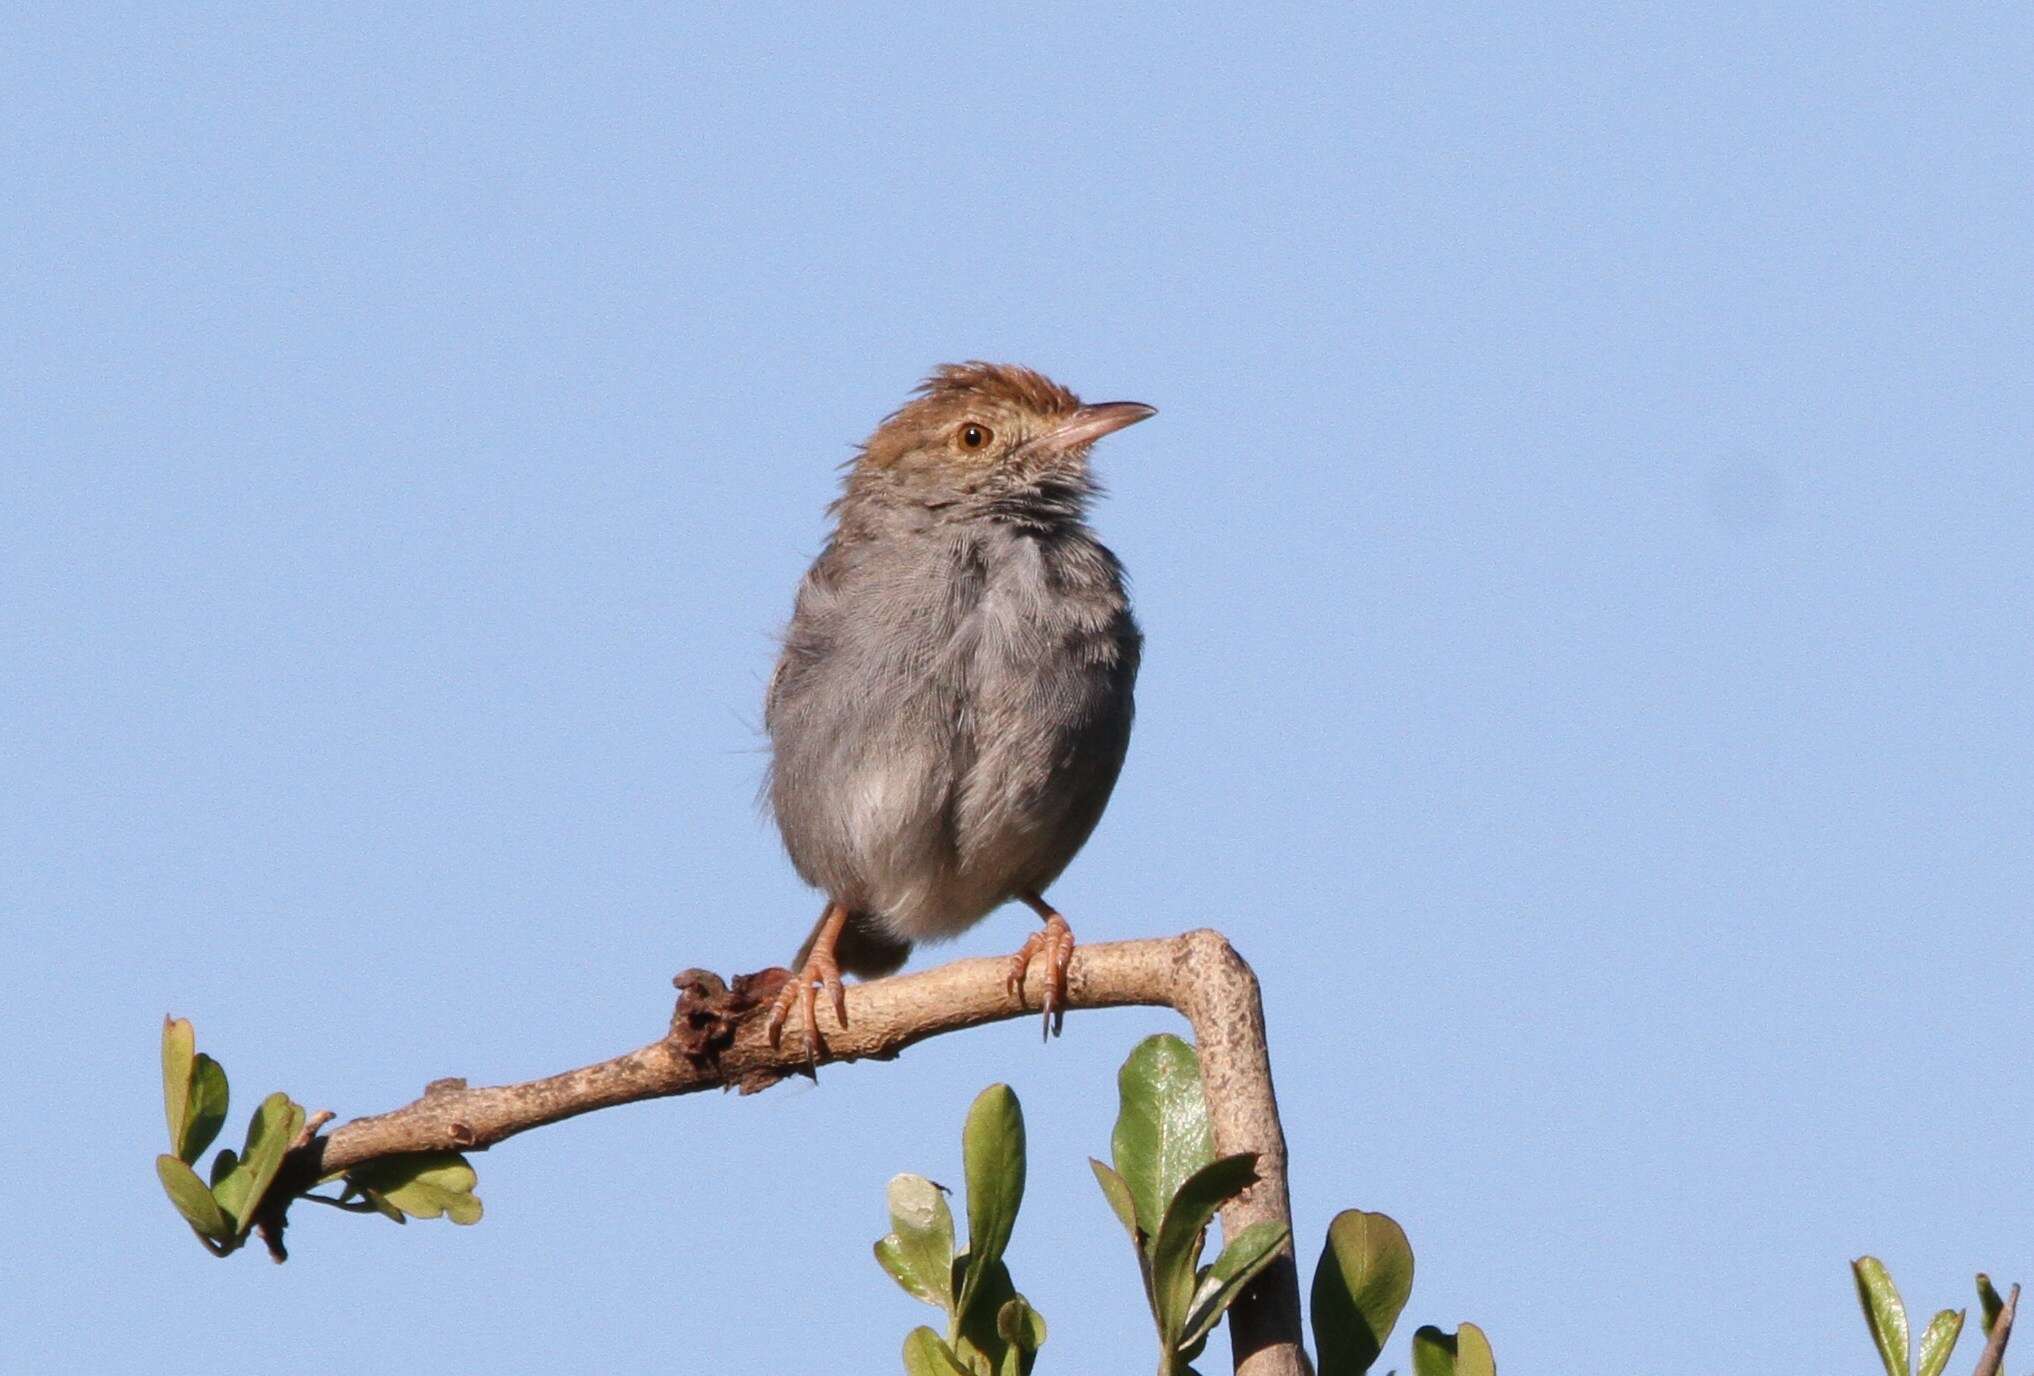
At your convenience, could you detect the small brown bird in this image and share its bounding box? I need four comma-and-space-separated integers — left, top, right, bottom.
763, 363, 1153, 1056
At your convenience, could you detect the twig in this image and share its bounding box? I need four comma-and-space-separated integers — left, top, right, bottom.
1973, 1283, 2019, 1376
286, 930, 1307, 1376
293, 1108, 335, 1148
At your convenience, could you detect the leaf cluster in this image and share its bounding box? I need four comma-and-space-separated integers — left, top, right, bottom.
874, 1035, 1495, 1376
1853, 1256, 2019, 1376
1090, 1034, 1290, 1374
155, 1016, 481, 1259
875, 1084, 1049, 1376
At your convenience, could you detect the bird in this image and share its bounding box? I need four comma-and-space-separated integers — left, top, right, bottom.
761, 361, 1152, 1058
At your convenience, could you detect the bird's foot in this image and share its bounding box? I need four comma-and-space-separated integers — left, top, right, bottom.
764, 946, 847, 1064
1006, 911, 1076, 1039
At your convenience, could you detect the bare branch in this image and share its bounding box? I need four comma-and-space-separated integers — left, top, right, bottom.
288, 929, 1307, 1376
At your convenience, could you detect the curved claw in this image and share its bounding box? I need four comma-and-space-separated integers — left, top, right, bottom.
765, 942, 848, 1064
1008, 911, 1076, 1039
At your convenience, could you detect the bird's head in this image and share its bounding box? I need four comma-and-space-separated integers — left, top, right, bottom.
842, 362, 1154, 523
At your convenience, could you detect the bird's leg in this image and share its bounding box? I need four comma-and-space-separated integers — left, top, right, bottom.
1006, 890, 1076, 1039
766, 901, 849, 1062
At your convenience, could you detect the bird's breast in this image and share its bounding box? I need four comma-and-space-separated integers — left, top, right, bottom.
767, 520, 1136, 939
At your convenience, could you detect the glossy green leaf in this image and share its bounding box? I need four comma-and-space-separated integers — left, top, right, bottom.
1090, 1158, 1140, 1242
1412, 1323, 1495, 1376
1312, 1208, 1416, 1375
1978, 1275, 2005, 1337
875, 1173, 956, 1312
178, 1054, 229, 1165
1151, 1152, 1260, 1345
1179, 1219, 1290, 1351
161, 1017, 195, 1152
875, 1239, 937, 1309
208, 1148, 239, 1190
1917, 1309, 1964, 1376
1854, 1256, 1911, 1376
1111, 1034, 1215, 1244
902, 1326, 971, 1376
348, 1152, 482, 1224
156, 1154, 231, 1239
957, 1084, 1025, 1324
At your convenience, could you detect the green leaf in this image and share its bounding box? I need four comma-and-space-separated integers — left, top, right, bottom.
1090, 1158, 1141, 1242
1854, 1256, 1912, 1376
224, 1092, 305, 1234
156, 1154, 231, 1239
996, 1296, 1047, 1351
1151, 1152, 1260, 1346
1312, 1208, 1416, 1375
1979, 1276, 2005, 1337
1179, 1219, 1290, 1351
1412, 1325, 1449, 1376
1091, 1157, 1158, 1323
1456, 1323, 1495, 1376
178, 1054, 229, 1165
902, 1326, 971, 1376
1412, 1323, 1495, 1376
357, 1186, 408, 1224
952, 1259, 1021, 1376
161, 1018, 231, 1164
1111, 1033, 1215, 1245
995, 1297, 1047, 1376
875, 1237, 935, 1308
161, 1017, 195, 1152
875, 1174, 957, 1312
347, 1152, 482, 1224
957, 1084, 1025, 1325
1916, 1309, 1964, 1376
1090, 1155, 1158, 1318
211, 1156, 252, 1228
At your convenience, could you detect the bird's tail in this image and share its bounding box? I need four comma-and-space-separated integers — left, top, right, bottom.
793, 904, 912, 979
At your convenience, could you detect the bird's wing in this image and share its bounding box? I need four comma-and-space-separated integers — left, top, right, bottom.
764, 539, 852, 732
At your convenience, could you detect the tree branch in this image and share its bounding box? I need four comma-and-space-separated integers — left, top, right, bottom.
291, 929, 1307, 1376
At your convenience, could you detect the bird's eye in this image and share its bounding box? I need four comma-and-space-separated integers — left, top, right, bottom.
958, 422, 992, 450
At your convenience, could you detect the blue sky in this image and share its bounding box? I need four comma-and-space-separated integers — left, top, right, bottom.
5, 5, 2030, 1372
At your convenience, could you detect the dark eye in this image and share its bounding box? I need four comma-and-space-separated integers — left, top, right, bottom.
959, 422, 992, 450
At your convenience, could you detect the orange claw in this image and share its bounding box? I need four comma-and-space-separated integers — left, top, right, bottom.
766, 903, 849, 1062
1008, 898, 1075, 1039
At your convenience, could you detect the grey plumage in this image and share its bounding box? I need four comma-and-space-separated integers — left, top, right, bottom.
764, 363, 1147, 983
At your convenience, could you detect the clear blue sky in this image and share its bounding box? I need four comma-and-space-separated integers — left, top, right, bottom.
6, 6, 2029, 1372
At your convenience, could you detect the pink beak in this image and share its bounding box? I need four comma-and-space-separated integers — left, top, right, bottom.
1035, 401, 1157, 456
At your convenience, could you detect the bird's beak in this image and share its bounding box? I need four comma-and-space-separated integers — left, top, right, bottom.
1035, 401, 1157, 456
